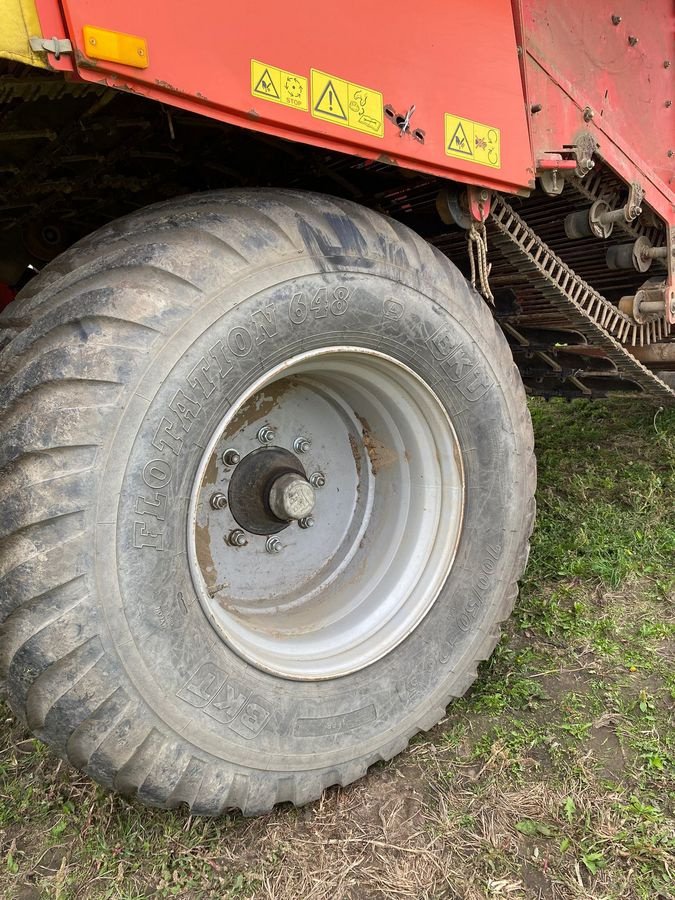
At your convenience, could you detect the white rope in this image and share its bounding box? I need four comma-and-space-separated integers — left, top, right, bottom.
467, 222, 494, 304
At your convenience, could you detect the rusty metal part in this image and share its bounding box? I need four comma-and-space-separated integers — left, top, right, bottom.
489, 195, 674, 404
618, 281, 669, 324
627, 341, 675, 369
466, 186, 491, 223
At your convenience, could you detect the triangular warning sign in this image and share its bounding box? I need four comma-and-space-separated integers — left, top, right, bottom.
314, 79, 347, 121
448, 121, 473, 156
253, 68, 280, 100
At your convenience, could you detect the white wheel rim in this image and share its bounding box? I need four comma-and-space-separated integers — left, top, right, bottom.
188, 347, 464, 680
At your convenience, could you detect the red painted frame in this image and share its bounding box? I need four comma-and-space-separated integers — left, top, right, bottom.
36, 0, 535, 195
33, 0, 673, 226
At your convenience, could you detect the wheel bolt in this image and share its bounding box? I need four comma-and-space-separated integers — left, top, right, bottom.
222, 448, 240, 467
257, 426, 275, 445
293, 437, 311, 453
309, 472, 326, 488
226, 529, 247, 547
298, 516, 314, 529
210, 492, 228, 510
265, 536, 282, 554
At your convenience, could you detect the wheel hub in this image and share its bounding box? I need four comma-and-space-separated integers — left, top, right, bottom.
227, 446, 308, 535
268, 472, 316, 521
188, 347, 464, 680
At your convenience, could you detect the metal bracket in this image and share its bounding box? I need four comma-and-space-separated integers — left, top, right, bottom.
625, 182, 644, 222
571, 132, 597, 177
29, 36, 73, 60
466, 186, 491, 223
536, 156, 577, 196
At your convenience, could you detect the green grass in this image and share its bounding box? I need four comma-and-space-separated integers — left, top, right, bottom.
0, 397, 673, 899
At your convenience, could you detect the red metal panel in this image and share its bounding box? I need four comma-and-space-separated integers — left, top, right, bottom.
519, 0, 674, 223
48, 0, 534, 194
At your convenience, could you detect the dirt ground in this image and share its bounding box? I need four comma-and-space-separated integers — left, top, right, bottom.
1, 397, 673, 899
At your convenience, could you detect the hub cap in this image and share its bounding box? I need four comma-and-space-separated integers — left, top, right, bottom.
188, 348, 464, 680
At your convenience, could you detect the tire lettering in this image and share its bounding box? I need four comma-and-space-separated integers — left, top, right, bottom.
251, 305, 277, 343
227, 325, 253, 357
208, 339, 234, 379
142, 459, 172, 489
330, 286, 350, 315
169, 389, 202, 433
289, 286, 351, 325
427, 325, 455, 361
294, 704, 376, 736
457, 543, 502, 632
135, 491, 167, 521
152, 416, 183, 456
187, 357, 216, 399
289, 292, 308, 324
178, 663, 272, 738
426, 330, 495, 402
310, 287, 329, 318
383, 297, 404, 320
133, 521, 164, 551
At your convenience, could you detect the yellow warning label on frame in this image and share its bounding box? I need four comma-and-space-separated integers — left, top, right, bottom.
444, 114, 501, 168
251, 60, 308, 111
311, 70, 383, 137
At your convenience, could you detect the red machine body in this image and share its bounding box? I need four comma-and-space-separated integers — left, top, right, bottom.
33, 0, 674, 222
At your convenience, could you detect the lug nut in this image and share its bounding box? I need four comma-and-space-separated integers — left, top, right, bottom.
226, 529, 247, 547
265, 536, 282, 554
257, 426, 275, 445
222, 448, 240, 467
298, 516, 315, 529
210, 492, 228, 510
293, 437, 311, 454
309, 472, 326, 488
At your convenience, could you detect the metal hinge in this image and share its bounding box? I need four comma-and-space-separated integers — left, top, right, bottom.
29, 36, 73, 60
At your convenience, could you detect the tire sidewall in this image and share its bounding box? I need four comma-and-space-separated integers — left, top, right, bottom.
97, 253, 526, 770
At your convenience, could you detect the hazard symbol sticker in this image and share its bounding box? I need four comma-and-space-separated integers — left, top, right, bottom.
251, 60, 308, 111
311, 70, 383, 137
444, 114, 501, 168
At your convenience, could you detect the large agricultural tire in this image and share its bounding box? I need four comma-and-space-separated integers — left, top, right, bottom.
0, 190, 535, 815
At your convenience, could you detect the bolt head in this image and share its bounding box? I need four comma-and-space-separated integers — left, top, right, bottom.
611, 14, 622, 25
222, 449, 240, 467
309, 472, 326, 489
210, 492, 228, 510
293, 437, 311, 454
298, 516, 315, 529
257, 426, 275, 445
265, 536, 282, 554
226, 529, 247, 547
268, 473, 316, 521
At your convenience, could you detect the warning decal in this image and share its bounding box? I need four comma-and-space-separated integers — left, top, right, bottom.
444, 114, 501, 168
311, 70, 383, 137
251, 60, 308, 111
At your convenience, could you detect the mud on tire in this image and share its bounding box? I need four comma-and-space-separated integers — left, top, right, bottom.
0, 190, 535, 814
